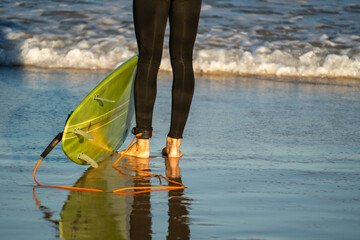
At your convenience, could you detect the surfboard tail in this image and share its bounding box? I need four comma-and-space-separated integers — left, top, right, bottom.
40, 132, 63, 159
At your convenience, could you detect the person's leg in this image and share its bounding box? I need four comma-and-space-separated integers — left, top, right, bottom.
163, 0, 202, 157
123, 0, 170, 158
133, 0, 170, 138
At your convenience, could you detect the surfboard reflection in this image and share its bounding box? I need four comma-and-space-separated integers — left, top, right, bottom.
33, 154, 191, 239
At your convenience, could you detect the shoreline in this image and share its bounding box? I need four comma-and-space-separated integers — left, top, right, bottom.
2, 65, 360, 88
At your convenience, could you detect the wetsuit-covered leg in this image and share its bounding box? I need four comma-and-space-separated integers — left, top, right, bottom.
133, 0, 201, 139
168, 0, 202, 139
133, 0, 169, 139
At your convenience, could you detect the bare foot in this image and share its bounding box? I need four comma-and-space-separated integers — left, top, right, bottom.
162, 137, 182, 157
118, 139, 150, 158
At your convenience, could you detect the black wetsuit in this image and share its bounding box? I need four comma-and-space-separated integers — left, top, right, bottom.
133, 0, 202, 139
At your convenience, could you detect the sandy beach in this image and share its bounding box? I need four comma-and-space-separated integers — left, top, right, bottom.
0, 66, 360, 239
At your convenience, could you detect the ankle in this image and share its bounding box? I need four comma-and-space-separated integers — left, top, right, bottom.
136, 138, 150, 152
167, 137, 181, 147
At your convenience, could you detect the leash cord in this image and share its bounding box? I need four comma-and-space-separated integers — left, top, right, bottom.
33, 133, 185, 195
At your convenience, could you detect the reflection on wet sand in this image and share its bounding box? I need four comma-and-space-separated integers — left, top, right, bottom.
33, 154, 191, 239
166, 157, 191, 240
59, 155, 133, 240
127, 156, 152, 240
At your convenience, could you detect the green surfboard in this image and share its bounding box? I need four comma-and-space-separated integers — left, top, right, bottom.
61, 55, 138, 167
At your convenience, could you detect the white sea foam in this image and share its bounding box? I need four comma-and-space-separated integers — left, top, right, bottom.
1, 33, 360, 79
190, 49, 360, 78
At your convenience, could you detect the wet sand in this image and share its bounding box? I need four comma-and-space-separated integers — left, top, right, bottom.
0, 67, 360, 239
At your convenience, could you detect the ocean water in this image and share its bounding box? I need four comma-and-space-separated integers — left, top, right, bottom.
1, 0, 360, 79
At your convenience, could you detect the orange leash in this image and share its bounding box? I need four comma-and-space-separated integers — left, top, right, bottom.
33, 133, 185, 194
33, 157, 105, 193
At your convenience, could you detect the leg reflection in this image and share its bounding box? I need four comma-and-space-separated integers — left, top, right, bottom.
127, 157, 152, 240
33, 155, 190, 239
165, 157, 191, 240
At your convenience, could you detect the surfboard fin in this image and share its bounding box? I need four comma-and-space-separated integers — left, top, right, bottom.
93, 94, 115, 103
73, 128, 94, 140
78, 153, 98, 168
